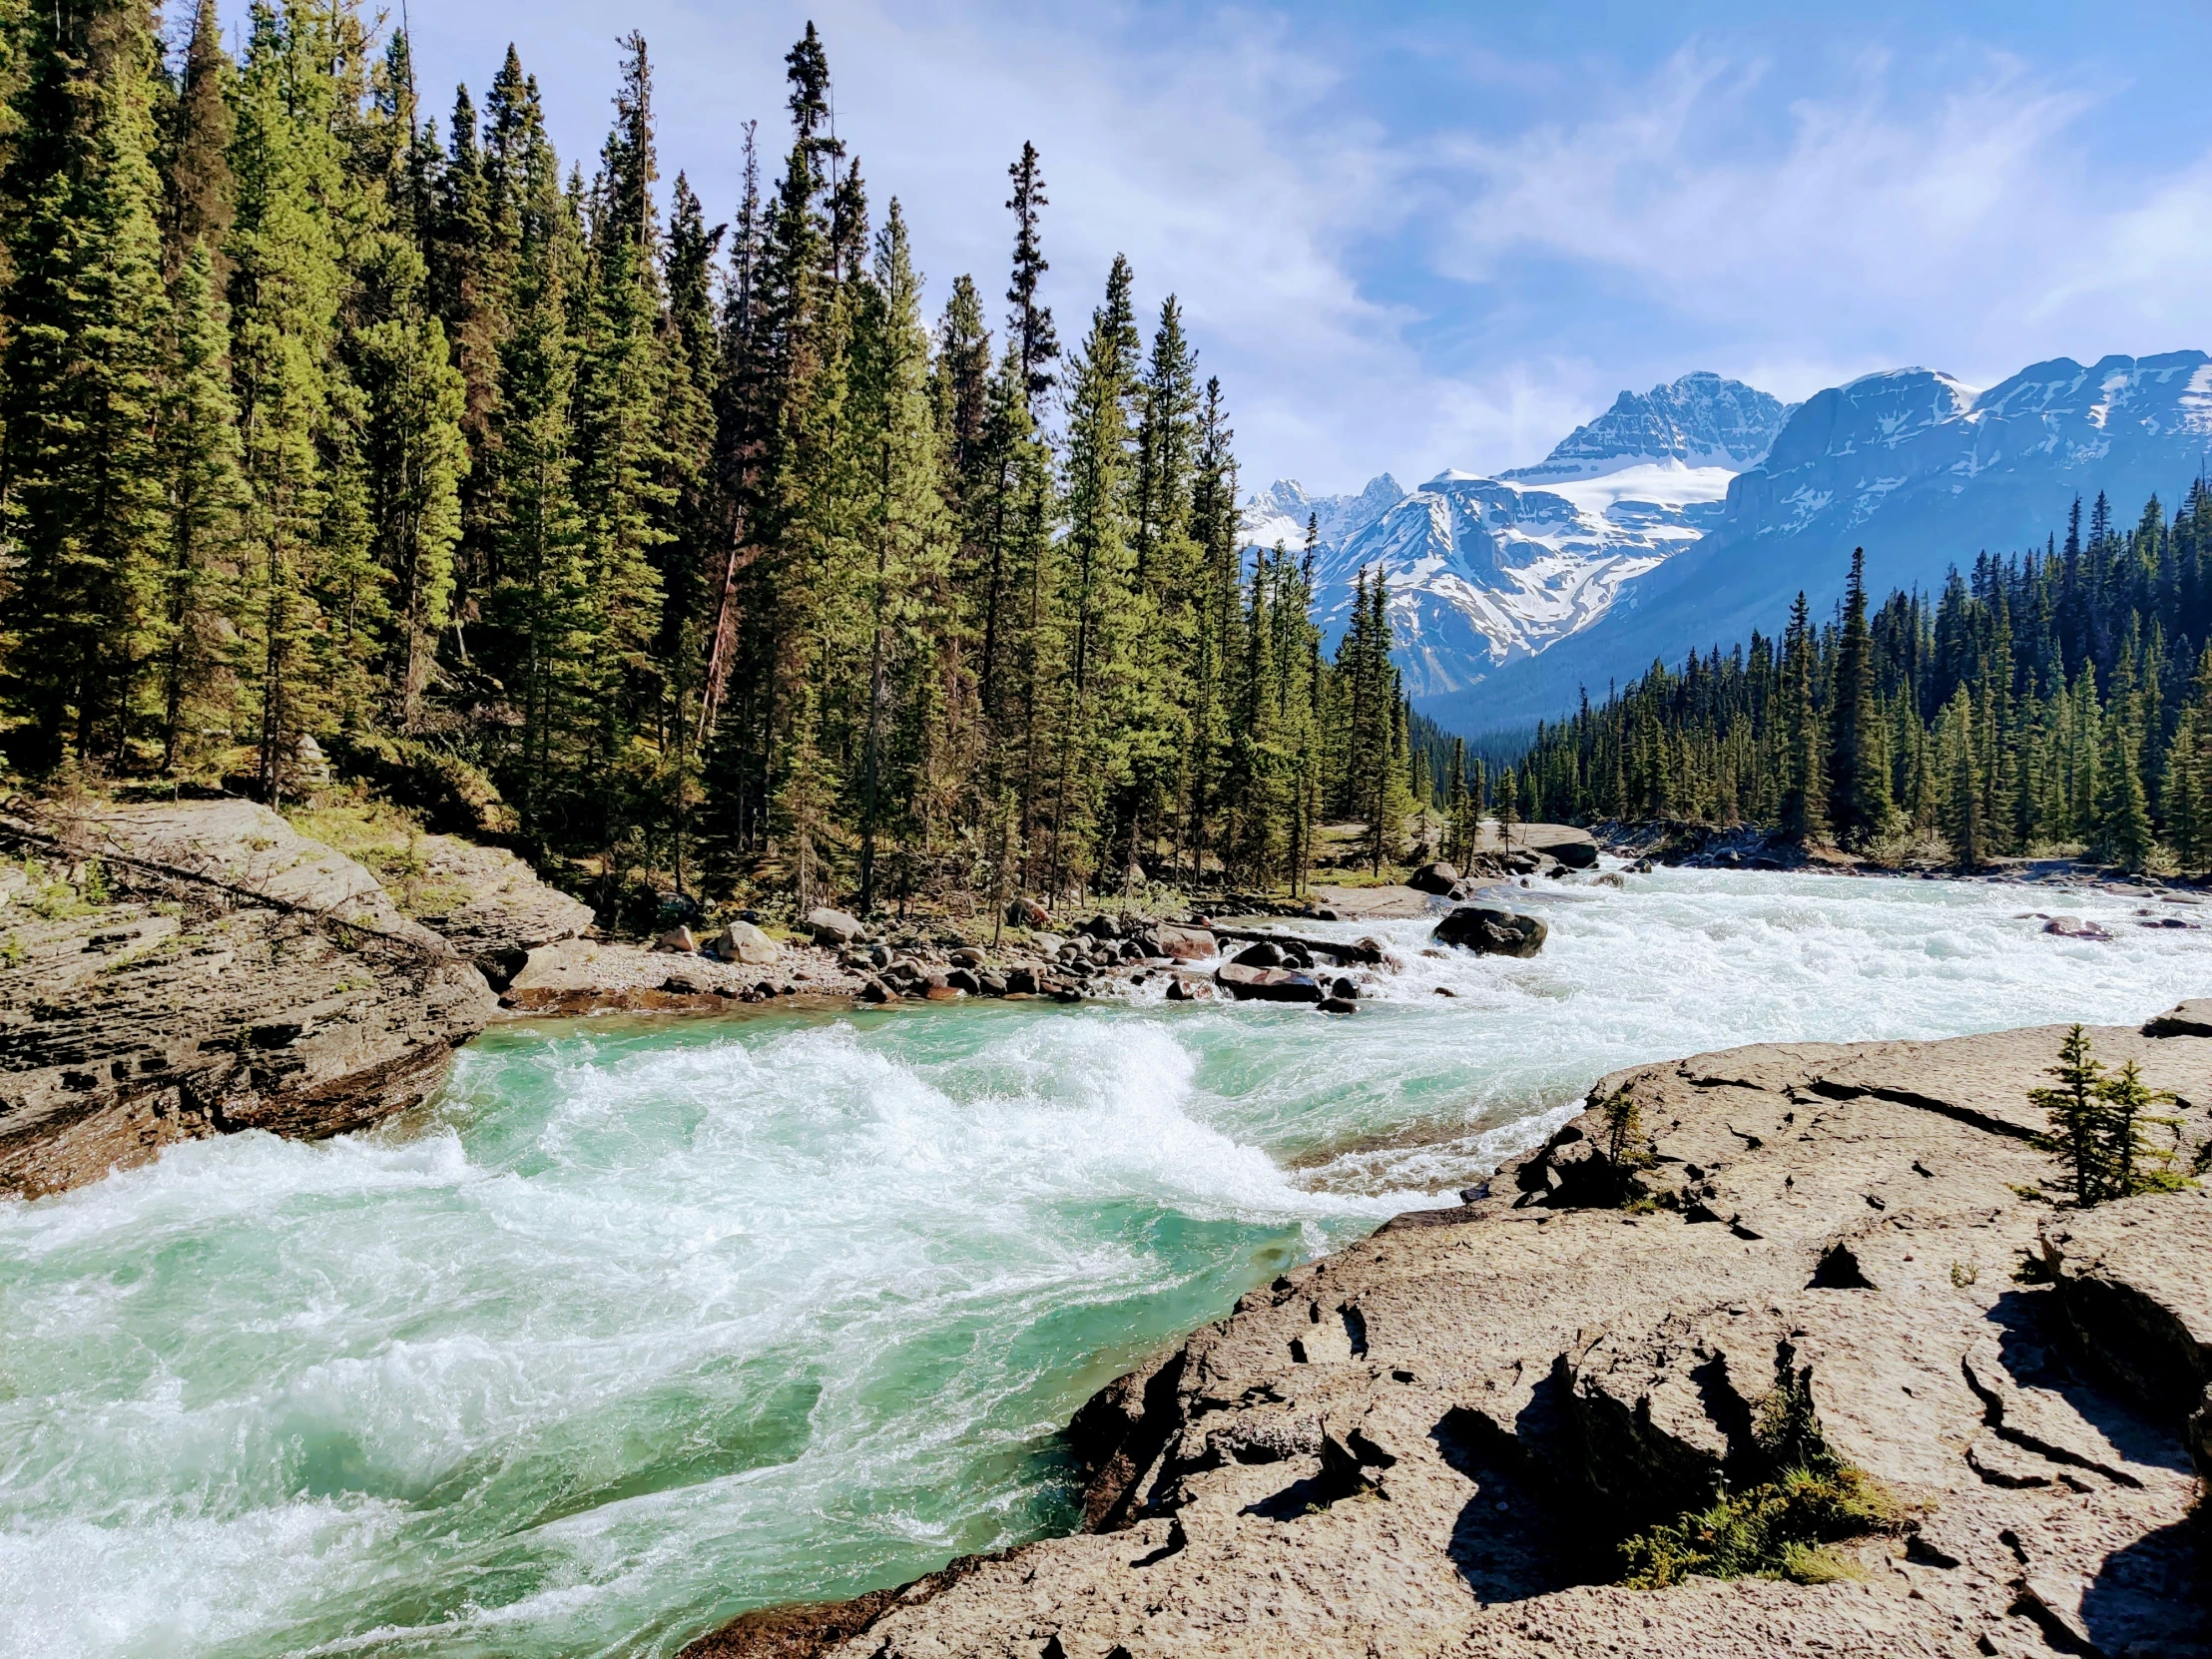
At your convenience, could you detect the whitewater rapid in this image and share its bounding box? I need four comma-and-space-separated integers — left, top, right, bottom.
2, 867, 2205, 1658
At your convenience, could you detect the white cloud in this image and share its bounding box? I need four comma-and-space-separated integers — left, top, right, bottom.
390, 6, 2212, 497
1427, 42, 2212, 398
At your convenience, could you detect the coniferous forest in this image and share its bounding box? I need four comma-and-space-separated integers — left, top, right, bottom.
1510, 488, 2212, 871
0, 6, 1431, 914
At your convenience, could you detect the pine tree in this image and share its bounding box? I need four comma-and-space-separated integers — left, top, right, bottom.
1829, 547, 1891, 843
226, 0, 362, 803
155, 240, 246, 772
164, 0, 235, 283
0, 0, 177, 772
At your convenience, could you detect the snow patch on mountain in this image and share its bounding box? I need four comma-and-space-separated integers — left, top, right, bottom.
1243, 373, 1790, 698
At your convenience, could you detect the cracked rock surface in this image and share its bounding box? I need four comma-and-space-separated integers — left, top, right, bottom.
687, 1012, 2212, 1659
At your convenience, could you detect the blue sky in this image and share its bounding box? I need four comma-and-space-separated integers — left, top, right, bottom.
254, 1, 2212, 495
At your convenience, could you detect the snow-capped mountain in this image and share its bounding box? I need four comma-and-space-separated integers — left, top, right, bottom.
1421, 351, 2212, 736
1243, 373, 1791, 698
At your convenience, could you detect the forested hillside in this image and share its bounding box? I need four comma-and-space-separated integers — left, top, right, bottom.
1513, 489, 2212, 870
0, 4, 1427, 911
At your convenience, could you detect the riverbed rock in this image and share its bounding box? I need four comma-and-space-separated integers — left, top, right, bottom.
712, 920, 783, 966
1408, 860, 1461, 895
653, 925, 699, 953
0, 800, 495, 1199
807, 906, 865, 946
1433, 903, 1548, 957
685, 1015, 2212, 1659
1213, 961, 1325, 1003
1152, 923, 1216, 960
2044, 914, 2112, 940
1230, 939, 1283, 968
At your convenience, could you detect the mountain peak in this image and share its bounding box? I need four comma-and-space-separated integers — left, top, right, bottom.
1508, 371, 1790, 482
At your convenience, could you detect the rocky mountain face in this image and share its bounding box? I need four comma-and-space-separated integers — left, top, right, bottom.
687, 1012, 2212, 1659
1245, 374, 1791, 699
1421, 351, 2212, 737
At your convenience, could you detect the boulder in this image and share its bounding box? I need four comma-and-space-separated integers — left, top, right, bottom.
1215, 961, 1325, 1003
1155, 924, 1217, 961
653, 925, 698, 954
857, 976, 893, 1004
1407, 861, 1461, 895
1318, 996, 1358, 1015
712, 919, 782, 965
1004, 967, 1039, 995
1432, 904, 1548, 957
2040, 1191, 2212, 1415
806, 906, 865, 945
1230, 940, 1283, 968
949, 946, 986, 968
2044, 914, 2112, 940
943, 967, 981, 995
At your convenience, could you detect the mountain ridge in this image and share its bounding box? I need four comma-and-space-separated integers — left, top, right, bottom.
1248, 352, 2212, 740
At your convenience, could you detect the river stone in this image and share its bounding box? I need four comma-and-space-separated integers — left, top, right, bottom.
2044, 913, 2111, 939
653, 925, 698, 953
1432, 904, 1548, 957
806, 906, 864, 945
1231, 940, 1283, 968
1215, 961, 1325, 1003
1155, 924, 1216, 961
1407, 861, 1461, 895
714, 920, 782, 965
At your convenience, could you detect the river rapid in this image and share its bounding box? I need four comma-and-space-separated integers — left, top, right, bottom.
4, 867, 2207, 1659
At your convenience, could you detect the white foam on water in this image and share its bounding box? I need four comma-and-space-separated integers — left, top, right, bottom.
2, 866, 2206, 1657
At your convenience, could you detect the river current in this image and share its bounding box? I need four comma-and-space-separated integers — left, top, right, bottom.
4, 867, 2207, 1658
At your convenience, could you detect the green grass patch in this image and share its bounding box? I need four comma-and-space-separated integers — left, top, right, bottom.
1618, 1372, 1902, 1589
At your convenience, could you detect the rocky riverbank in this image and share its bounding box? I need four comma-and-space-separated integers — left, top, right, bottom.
3, 797, 1550, 1197
685, 1009, 2212, 1659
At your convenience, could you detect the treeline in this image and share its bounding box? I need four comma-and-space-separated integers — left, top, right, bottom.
0, 4, 1418, 910
1512, 487, 2212, 869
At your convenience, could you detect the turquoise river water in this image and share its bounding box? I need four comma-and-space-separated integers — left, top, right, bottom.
3, 866, 2208, 1658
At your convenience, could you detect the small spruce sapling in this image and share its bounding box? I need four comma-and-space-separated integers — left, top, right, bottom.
2094, 1059, 2188, 1199
2029, 1025, 2108, 1206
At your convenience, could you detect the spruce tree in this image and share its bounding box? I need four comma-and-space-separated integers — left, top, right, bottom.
0, 0, 176, 772
155, 240, 246, 772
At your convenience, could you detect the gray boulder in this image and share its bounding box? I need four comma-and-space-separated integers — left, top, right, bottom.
1407, 861, 1461, 895
713, 920, 783, 965
807, 906, 865, 945
1432, 904, 1548, 957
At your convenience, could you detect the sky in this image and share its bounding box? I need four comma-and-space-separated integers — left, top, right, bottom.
230, 1, 2212, 498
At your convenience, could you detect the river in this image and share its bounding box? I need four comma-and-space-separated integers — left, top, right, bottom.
3, 867, 2206, 1658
